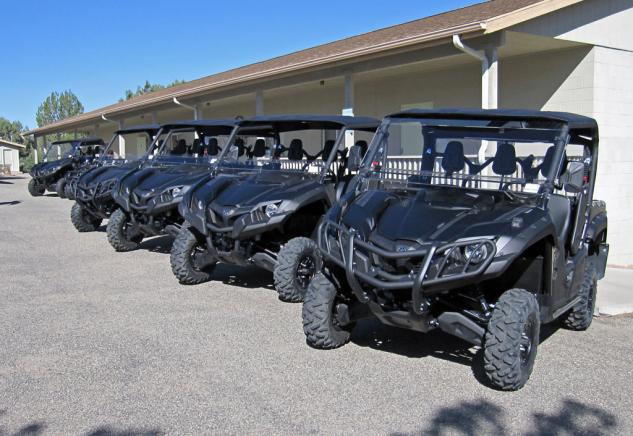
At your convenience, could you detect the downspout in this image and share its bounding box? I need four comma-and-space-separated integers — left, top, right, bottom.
173, 97, 199, 120
453, 34, 490, 165
101, 113, 118, 125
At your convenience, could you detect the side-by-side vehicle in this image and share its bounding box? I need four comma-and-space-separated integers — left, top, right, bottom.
71, 125, 160, 232
107, 120, 239, 251
302, 109, 608, 391
28, 137, 105, 197
171, 115, 379, 303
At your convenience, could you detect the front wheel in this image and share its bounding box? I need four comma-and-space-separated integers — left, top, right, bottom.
28, 179, 45, 196
106, 208, 143, 252
170, 226, 217, 284
274, 237, 321, 303
71, 202, 102, 232
483, 288, 540, 391
55, 178, 67, 199
302, 272, 355, 349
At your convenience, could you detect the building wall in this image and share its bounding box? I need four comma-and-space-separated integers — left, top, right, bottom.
0, 146, 20, 173
590, 46, 633, 266
512, 0, 633, 51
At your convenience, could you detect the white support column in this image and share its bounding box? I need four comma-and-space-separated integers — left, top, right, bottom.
342, 74, 355, 148
485, 47, 499, 109
118, 119, 126, 157
255, 90, 264, 116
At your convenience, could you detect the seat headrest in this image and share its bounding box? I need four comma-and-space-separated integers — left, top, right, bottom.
441, 141, 465, 175
354, 140, 368, 157
207, 137, 219, 156
234, 138, 245, 157
253, 139, 266, 157
172, 139, 187, 155
540, 146, 558, 178
288, 139, 304, 161
492, 142, 517, 176
323, 140, 336, 161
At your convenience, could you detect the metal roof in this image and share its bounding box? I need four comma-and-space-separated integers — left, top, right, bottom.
237, 115, 380, 131
387, 108, 598, 130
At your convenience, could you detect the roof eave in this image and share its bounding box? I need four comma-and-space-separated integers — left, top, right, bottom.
25, 22, 486, 137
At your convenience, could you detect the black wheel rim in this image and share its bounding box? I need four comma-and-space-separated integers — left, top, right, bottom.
519, 319, 535, 367
190, 244, 211, 272
296, 255, 316, 290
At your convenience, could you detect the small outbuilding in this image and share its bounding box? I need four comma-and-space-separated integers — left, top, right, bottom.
0, 139, 24, 174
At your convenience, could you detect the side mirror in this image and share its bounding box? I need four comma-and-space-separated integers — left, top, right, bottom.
560, 161, 585, 193
347, 145, 362, 172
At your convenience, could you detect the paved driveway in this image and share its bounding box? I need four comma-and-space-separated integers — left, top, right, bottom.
1, 176, 632, 435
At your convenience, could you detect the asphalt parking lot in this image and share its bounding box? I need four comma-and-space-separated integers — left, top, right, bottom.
1, 175, 632, 435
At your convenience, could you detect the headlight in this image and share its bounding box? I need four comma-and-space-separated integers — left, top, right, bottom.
264, 203, 279, 217
464, 243, 489, 265
171, 186, 184, 197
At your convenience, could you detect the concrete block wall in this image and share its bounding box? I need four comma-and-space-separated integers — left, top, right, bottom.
591, 46, 633, 266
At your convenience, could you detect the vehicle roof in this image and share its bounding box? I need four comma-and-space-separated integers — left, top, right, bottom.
387, 108, 598, 131
115, 124, 161, 134
237, 115, 380, 132
159, 119, 241, 130
51, 136, 105, 145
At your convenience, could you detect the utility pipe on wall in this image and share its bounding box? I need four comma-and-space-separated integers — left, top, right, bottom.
173, 97, 199, 120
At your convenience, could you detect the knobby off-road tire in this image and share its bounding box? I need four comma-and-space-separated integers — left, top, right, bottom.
302, 272, 355, 349
170, 226, 216, 285
71, 202, 102, 232
55, 178, 67, 199
562, 259, 597, 331
274, 237, 322, 303
65, 182, 76, 200
28, 179, 45, 196
483, 288, 540, 391
106, 208, 142, 252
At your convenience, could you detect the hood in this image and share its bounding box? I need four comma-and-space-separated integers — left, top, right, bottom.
78, 162, 138, 187
209, 172, 319, 209
31, 158, 72, 175
122, 164, 212, 199
342, 188, 531, 247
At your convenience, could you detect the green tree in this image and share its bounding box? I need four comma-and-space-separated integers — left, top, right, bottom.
35, 90, 84, 128
0, 117, 26, 144
121, 79, 185, 101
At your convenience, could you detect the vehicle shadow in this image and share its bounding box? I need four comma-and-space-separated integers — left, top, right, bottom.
0, 201, 21, 206
391, 397, 617, 436
350, 317, 565, 389
210, 264, 275, 290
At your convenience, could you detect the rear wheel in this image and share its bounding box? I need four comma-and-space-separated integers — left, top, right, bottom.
71, 202, 102, 232
483, 288, 540, 391
170, 226, 217, 284
274, 237, 321, 302
562, 259, 597, 331
302, 272, 355, 349
106, 208, 143, 252
55, 178, 67, 199
28, 179, 45, 196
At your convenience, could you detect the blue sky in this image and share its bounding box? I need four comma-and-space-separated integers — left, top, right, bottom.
1, 0, 478, 128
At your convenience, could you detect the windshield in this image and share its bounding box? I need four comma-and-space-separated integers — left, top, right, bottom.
44, 142, 73, 161
216, 126, 375, 178
148, 127, 232, 164
102, 131, 155, 162
362, 117, 567, 194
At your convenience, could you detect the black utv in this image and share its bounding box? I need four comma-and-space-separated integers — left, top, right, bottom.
107, 119, 239, 251
172, 115, 378, 302
28, 137, 105, 197
70, 124, 160, 232
302, 109, 609, 391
